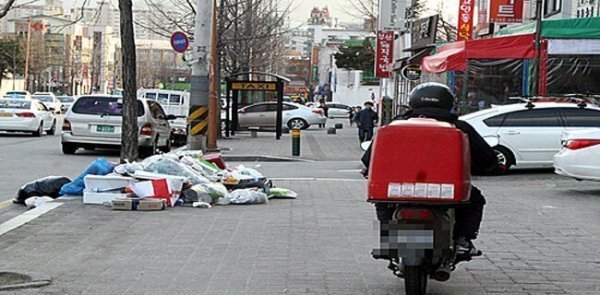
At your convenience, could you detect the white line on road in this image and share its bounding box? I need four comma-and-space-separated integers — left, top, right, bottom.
0, 199, 12, 210
0, 202, 63, 237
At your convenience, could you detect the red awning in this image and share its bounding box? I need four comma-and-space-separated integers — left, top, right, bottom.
421, 34, 536, 73
421, 41, 466, 73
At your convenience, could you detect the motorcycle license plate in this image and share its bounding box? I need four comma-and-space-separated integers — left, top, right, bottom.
386, 229, 434, 250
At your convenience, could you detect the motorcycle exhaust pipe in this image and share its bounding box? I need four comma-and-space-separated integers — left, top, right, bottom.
432, 265, 451, 282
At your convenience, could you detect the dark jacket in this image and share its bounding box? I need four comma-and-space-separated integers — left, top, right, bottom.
353, 108, 379, 129
361, 107, 497, 174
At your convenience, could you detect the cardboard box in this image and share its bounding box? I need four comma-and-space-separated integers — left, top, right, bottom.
111, 198, 166, 211
132, 171, 186, 207
84, 175, 134, 192
83, 191, 135, 205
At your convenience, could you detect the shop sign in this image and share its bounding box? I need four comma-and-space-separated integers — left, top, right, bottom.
400, 65, 422, 81
457, 0, 475, 41
375, 31, 394, 78
490, 0, 524, 23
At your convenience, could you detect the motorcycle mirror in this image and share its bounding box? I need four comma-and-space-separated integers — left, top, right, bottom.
484, 136, 499, 147
360, 141, 372, 151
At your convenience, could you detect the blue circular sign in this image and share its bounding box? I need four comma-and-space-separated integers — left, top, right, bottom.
170, 31, 189, 53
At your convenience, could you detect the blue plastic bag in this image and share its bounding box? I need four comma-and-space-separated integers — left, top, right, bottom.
59, 158, 116, 196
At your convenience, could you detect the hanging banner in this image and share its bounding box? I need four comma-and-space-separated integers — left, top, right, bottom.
457, 0, 475, 41
375, 31, 394, 78
490, 0, 524, 23
378, 0, 407, 31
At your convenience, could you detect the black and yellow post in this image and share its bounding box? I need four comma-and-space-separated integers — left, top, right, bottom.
188, 105, 209, 139
291, 129, 301, 156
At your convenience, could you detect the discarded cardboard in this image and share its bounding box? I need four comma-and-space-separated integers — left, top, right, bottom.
111, 198, 166, 211
83, 191, 135, 205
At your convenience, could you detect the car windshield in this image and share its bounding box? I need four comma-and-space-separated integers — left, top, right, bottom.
58, 96, 74, 103
34, 96, 53, 102
0, 100, 30, 109
72, 96, 144, 117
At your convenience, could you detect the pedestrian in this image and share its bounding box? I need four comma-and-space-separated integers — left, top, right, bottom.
353, 101, 379, 143
318, 99, 329, 128
349, 107, 355, 126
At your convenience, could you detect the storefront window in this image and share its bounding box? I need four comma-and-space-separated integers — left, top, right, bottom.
546, 55, 600, 95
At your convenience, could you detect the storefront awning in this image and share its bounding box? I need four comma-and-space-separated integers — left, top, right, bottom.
421, 34, 535, 73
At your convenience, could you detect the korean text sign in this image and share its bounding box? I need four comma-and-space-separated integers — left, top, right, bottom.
457, 0, 475, 41
375, 31, 394, 78
490, 0, 524, 23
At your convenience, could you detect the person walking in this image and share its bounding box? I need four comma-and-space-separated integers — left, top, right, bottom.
318, 99, 329, 128
349, 107, 356, 126
353, 101, 378, 142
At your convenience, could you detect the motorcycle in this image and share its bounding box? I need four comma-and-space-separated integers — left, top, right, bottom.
364, 119, 484, 295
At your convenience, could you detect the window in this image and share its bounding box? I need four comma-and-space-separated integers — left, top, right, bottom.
560, 108, 600, 127
157, 93, 169, 104
282, 104, 298, 111
244, 104, 268, 112
502, 109, 561, 127
148, 101, 167, 119
72, 96, 145, 117
145, 93, 157, 100
544, 0, 561, 17
37, 102, 48, 111
170, 94, 181, 104
0, 100, 30, 109
483, 114, 505, 127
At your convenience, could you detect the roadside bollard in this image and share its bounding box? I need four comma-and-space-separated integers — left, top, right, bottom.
327, 127, 336, 134
292, 129, 301, 156
335, 123, 343, 129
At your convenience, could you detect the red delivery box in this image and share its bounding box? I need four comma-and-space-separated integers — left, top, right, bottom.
368, 119, 471, 203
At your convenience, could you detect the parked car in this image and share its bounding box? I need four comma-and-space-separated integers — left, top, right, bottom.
0, 98, 57, 136
57, 95, 76, 113
138, 89, 190, 146
326, 103, 351, 118
554, 129, 600, 181
61, 95, 175, 156
33, 92, 61, 114
237, 102, 326, 130
4, 90, 32, 100
460, 102, 600, 172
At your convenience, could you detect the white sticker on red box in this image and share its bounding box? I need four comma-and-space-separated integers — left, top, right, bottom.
427, 184, 442, 198
387, 183, 402, 197
414, 183, 428, 197
401, 183, 415, 197
441, 184, 455, 199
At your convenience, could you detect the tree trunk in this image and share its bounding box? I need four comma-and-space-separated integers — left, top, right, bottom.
119, 0, 138, 162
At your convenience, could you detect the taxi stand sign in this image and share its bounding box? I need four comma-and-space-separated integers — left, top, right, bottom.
230, 82, 278, 91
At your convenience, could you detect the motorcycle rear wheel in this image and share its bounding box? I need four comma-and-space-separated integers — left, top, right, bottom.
404, 265, 428, 295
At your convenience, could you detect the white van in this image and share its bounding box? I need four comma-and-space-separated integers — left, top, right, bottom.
138, 89, 189, 146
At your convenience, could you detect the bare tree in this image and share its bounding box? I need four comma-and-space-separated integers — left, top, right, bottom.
118, 0, 138, 162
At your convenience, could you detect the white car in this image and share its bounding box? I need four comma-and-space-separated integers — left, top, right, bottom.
460, 102, 600, 172
0, 98, 57, 136
237, 102, 326, 130
554, 129, 600, 181
61, 95, 175, 156
33, 92, 61, 114
58, 95, 76, 113
326, 103, 351, 118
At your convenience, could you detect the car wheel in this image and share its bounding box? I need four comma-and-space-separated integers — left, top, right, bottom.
494, 146, 515, 174
139, 137, 158, 158
287, 118, 308, 130
33, 122, 43, 137
160, 136, 171, 153
62, 143, 77, 154
47, 120, 57, 135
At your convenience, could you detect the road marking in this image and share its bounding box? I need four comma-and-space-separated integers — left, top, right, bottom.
0, 199, 12, 210
338, 169, 363, 173
0, 202, 63, 237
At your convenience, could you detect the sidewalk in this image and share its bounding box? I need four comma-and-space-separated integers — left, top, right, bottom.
218, 118, 364, 161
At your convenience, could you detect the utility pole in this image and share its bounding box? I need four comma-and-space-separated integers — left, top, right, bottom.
207, 0, 219, 151
24, 18, 31, 92
534, 0, 543, 96
188, 0, 214, 151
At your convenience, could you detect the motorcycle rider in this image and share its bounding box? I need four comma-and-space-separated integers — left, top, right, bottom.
362, 82, 499, 256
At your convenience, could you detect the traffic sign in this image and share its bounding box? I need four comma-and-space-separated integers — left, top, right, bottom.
170, 31, 189, 53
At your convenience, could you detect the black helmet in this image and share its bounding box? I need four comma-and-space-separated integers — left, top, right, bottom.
408, 82, 454, 110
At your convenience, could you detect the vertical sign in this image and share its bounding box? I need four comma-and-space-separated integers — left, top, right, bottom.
378, 0, 407, 31
457, 0, 475, 41
490, 0, 524, 23
375, 31, 394, 78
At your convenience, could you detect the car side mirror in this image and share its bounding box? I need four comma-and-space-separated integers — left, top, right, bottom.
166, 114, 177, 120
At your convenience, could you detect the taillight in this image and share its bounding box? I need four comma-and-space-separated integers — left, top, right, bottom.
312, 109, 323, 115
16, 112, 35, 118
140, 123, 153, 136
397, 209, 434, 221
62, 119, 71, 131
564, 139, 600, 150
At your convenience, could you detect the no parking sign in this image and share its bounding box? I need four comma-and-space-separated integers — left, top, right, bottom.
170, 31, 189, 53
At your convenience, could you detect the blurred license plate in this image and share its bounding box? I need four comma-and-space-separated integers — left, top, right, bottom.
0, 113, 11, 117
96, 125, 114, 133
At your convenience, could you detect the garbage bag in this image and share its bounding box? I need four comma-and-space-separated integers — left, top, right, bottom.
227, 188, 268, 205
181, 182, 228, 204
15, 176, 72, 204
236, 165, 264, 180
142, 156, 209, 185
114, 162, 144, 176
24, 196, 54, 209
268, 188, 298, 199
179, 156, 220, 179
59, 158, 116, 196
